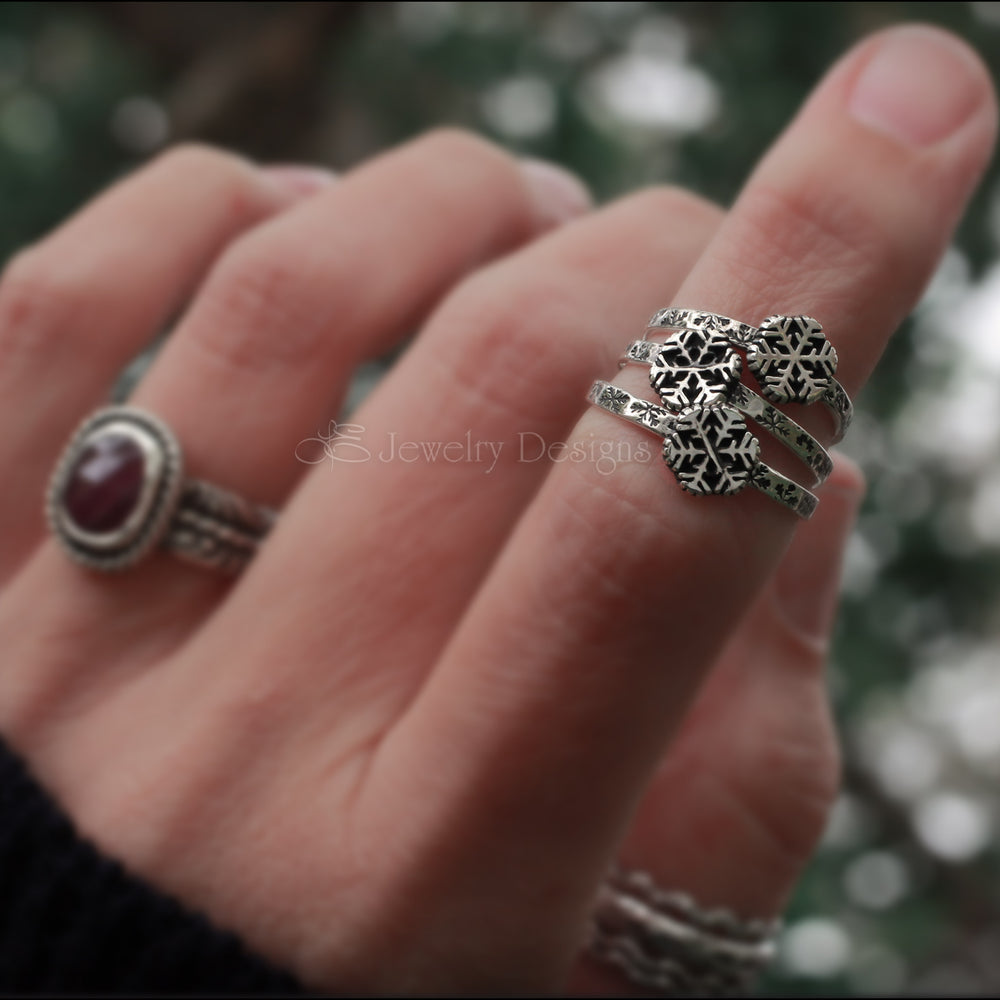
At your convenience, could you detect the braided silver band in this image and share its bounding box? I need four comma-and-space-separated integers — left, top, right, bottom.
47, 406, 274, 575
649, 307, 853, 442
623, 341, 832, 486
588, 381, 818, 519
586, 865, 779, 996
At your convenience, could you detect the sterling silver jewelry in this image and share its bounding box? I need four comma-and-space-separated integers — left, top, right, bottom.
622, 334, 832, 486
47, 405, 274, 574
588, 381, 818, 519
586, 865, 780, 996
648, 308, 853, 442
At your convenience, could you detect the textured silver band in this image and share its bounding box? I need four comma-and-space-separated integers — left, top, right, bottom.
47, 405, 274, 575
587, 865, 779, 996
648, 307, 853, 442
588, 381, 818, 519
165, 478, 275, 574
623, 341, 832, 486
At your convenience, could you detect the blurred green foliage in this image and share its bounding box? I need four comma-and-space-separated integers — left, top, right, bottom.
3, 2, 1000, 994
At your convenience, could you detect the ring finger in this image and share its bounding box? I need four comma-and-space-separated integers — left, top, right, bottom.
0, 145, 320, 579
0, 132, 588, 739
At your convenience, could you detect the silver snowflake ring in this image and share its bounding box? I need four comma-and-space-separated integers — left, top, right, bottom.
622, 342, 833, 488
648, 328, 742, 409
47, 405, 276, 574
588, 381, 818, 518
648, 307, 853, 442
664, 405, 760, 496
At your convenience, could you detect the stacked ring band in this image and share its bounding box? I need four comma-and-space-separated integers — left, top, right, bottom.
47, 405, 274, 574
587, 865, 780, 996
648, 308, 853, 441
588, 309, 853, 519
589, 381, 818, 519
622, 340, 832, 487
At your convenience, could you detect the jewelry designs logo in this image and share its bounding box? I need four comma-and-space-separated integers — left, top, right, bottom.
296, 421, 653, 476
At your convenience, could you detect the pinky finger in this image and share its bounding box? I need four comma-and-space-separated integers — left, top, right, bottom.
570, 455, 865, 995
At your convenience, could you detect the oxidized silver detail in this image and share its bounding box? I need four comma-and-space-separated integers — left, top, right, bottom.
748, 314, 837, 404
647, 308, 853, 442
624, 343, 833, 486
587, 383, 817, 518
650, 306, 759, 348
48, 405, 274, 574
586, 865, 779, 996
648, 329, 742, 410
664, 406, 759, 497
727, 383, 832, 484
589, 381, 674, 435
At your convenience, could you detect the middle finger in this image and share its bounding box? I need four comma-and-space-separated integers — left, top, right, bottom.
210, 186, 721, 718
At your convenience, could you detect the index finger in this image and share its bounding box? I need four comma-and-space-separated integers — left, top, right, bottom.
372, 24, 997, 985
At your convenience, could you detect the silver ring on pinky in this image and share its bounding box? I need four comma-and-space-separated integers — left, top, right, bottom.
47, 405, 275, 575
586, 865, 780, 996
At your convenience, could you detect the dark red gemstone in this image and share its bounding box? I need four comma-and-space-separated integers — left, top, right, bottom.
63, 433, 145, 534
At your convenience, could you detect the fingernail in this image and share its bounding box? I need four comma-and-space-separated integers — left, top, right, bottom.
774, 474, 864, 642
519, 157, 592, 229
849, 26, 989, 148
262, 164, 338, 197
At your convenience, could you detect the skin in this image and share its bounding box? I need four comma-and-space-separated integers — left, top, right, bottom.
0, 23, 996, 995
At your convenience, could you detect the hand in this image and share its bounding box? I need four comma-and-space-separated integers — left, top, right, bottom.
0, 24, 994, 994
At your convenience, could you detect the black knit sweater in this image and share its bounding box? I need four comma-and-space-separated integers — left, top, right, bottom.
0, 737, 306, 994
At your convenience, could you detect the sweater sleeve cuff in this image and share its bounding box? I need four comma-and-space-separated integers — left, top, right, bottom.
0, 735, 306, 994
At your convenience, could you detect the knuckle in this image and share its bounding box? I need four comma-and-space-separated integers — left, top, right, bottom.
402, 128, 528, 233
626, 184, 722, 232
208, 662, 294, 741
0, 246, 94, 363
190, 241, 320, 373
153, 142, 247, 184
411, 127, 510, 173
726, 179, 900, 302
431, 269, 577, 420
150, 142, 277, 228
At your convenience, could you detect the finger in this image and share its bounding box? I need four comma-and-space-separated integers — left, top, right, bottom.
372, 26, 996, 989
59, 188, 720, 991
569, 455, 864, 994
0, 134, 589, 739
131, 131, 591, 509
29, 189, 715, 991
0, 146, 325, 578
218, 187, 721, 719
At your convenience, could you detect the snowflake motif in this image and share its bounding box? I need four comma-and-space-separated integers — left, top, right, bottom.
664, 405, 760, 495
827, 381, 854, 437
599, 385, 631, 412
657, 309, 720, 336
776, 483, 795, 502
650, 329, 741, 410
809, 450, 829, 473
748, 315, 837, 404
687, 312, 719, 333
652, 308, 757, 347
626, 399, 666, 431
755, 407, 786, 437
753, 466, 794, 502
